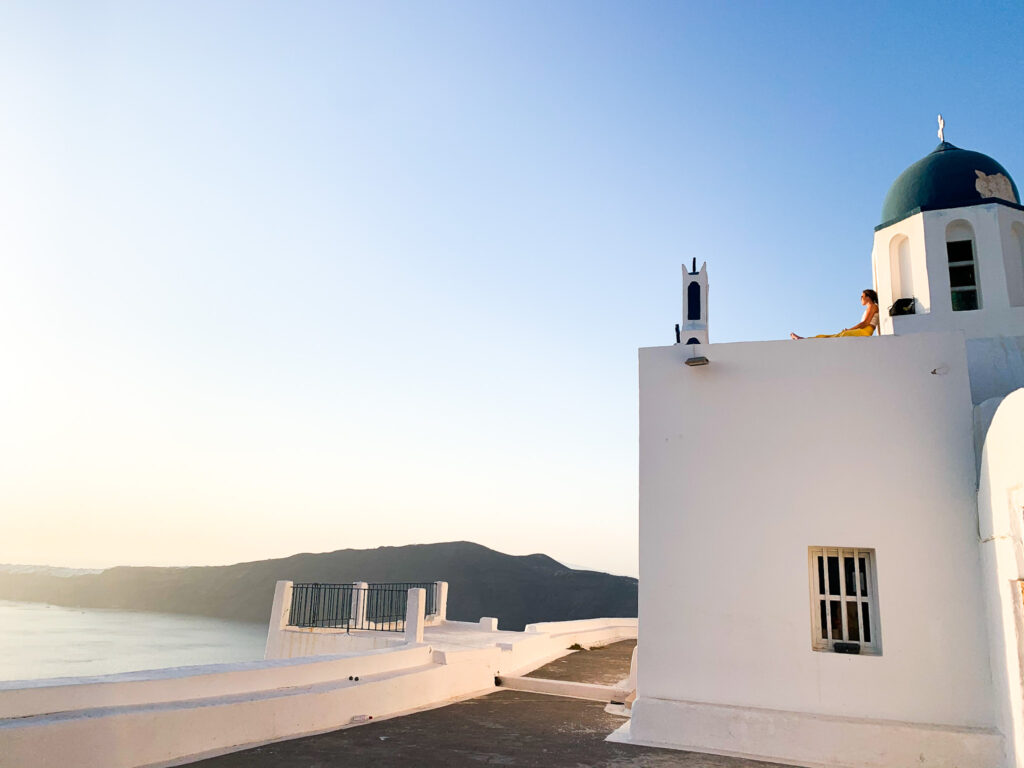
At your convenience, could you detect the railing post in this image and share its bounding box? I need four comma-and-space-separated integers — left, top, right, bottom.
434, 581, 448, 621
264, 580, 294, 660
351, 582, 368, 629
404, 587, 426, 644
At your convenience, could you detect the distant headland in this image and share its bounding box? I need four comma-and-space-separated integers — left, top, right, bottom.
0, 542, 637, 631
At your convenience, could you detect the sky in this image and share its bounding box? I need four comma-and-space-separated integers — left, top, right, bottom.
1, 1, 1022, 577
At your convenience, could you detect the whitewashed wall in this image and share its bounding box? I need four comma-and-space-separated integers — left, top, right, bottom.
872, 211, 930, 328
873, 205, 1024, 339
965, 335, 1024, 404
1, 647, 492, 768
266, 626, 406, 658
0, 611, 635, 768
0, 645, 434, 721
633, 333, 1001, 766
978, 389, 1024, 768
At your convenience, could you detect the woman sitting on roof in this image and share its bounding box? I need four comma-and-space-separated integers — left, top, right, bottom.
790, 289, 879, 340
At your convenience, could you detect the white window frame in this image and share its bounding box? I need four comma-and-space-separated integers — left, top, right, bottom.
808, 547, 881, 655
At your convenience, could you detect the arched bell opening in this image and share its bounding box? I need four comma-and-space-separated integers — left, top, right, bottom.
945, 220, 980, 311
687, 281, 701, 321
888, 234, 914, 303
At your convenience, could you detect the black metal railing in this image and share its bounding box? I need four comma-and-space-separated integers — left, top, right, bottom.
287, 582, 438, 633
367, 582, 438, 617
287, 583, 355, 629
361, 584, 408, 632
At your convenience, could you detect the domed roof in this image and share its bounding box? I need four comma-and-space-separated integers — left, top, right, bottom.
879, 141, 1020, 227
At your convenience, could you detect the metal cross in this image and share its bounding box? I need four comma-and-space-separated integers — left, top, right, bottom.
937, 114, 945, 142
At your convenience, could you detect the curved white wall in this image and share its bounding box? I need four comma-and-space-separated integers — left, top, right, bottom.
978, 389, 1024, 767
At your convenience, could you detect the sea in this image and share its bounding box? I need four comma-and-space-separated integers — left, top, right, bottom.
0, 600, 268, 683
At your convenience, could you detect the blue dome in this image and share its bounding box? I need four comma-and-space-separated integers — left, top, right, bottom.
879, 142, 1019, 227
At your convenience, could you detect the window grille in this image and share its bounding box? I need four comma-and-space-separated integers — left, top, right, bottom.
808, 547, 880, 654
947, 239, 980, 311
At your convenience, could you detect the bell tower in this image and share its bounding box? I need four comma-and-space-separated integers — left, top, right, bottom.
679, 258, 709, 345
871, 122, 1023, 341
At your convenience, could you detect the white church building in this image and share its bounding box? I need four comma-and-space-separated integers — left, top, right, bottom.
623, 127, 1024, 767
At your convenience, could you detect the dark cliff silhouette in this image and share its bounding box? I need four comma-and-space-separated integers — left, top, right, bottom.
0, 542, 637, 631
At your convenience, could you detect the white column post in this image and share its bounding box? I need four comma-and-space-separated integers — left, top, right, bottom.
434, 581, 448, 621
351, 581, 368, 628
626, 645, 638, 708
404, 587, 426, 644
264, 580, 294, 659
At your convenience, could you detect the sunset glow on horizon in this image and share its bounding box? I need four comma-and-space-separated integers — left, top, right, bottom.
2, 1, 1022, 576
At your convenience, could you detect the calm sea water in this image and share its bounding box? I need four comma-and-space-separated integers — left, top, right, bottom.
0, 600, 267, 682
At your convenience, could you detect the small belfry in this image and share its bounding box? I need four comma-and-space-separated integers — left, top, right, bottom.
679, 258, 709, 346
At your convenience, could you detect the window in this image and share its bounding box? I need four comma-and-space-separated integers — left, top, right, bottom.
808, 547, 880, 654
946, 220, 980, 311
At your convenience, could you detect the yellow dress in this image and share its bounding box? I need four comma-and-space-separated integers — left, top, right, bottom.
813, 326, 875, 338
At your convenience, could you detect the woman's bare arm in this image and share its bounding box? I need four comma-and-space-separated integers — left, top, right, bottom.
843, 307, 868, 331
844, 305, 876, 331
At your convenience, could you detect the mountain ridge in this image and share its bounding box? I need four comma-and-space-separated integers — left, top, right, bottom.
0, 541, 637, 631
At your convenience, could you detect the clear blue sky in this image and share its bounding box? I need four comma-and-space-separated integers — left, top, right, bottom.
2, 1, 1022, 575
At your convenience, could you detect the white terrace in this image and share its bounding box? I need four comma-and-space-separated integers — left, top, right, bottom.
0, 581, 637, 768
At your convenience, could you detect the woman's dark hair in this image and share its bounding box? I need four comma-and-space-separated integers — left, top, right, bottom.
863, 289, 878, 304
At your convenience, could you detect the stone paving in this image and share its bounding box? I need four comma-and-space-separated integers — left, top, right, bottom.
190, 688, 796, 767
190, 640, 797, 768
525, 638, 636, 685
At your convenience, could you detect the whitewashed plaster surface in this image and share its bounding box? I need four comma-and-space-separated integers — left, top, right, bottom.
965, 335, 1024, 405
873, 204, 1024, 339
679, 261, 709, 346
977, 389, 1024, 767
0, 615, 637, 768
634, 333, 999, 765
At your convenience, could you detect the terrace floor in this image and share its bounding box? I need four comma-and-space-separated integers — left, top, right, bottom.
189, 641, 797, 768
525, 636, 636, 685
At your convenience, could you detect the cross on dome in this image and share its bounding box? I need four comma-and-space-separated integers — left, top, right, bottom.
937, 114, 945, 143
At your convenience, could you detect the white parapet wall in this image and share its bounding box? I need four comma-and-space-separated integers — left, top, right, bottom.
0, 644, 435, 721
440, 617, 638, 677
0, 646, 491, 768
265, 625, 406, 659
0, 596, 635, 768
265, 581, 444, 659
525, 617, 638, 638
